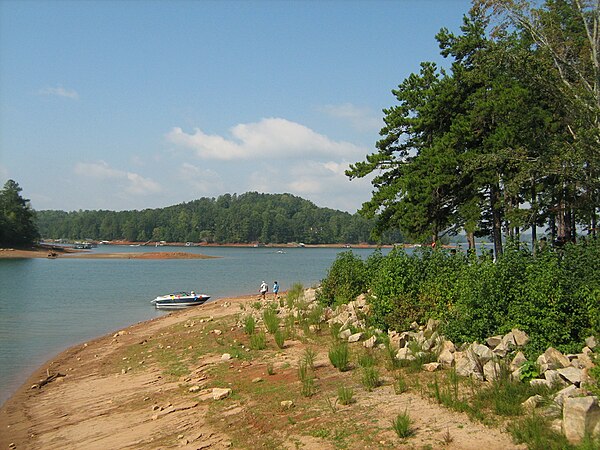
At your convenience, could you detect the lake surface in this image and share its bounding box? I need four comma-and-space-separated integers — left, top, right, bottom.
0, 245, 386, 405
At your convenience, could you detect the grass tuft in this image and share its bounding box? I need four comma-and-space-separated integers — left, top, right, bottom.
328, 341, 350, 372
391, 410, 415, 438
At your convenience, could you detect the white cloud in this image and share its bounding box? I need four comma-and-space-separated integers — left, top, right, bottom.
320, 103, 382, 132
178, 162, 225, 194
38, 86, 79, 100
73, 161, 161, 195
166, 117, 365, 161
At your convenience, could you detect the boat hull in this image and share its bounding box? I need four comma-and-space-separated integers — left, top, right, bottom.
151, 292, 210, 310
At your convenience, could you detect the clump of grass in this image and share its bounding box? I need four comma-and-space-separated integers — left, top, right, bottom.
358, 350, 376, 368
394, 373, 408, 394
274, 329, 285, 348
286, 283, 304, 308
303, 348, 317, 371
251, 301, 262, 310
298, 360, 316, 397
306, 304, 324, 331
392, 410, 415, 438
243, 315, 256, 335
263, 308, 280, 334
329, 323, 343, 340
508, 414, 571, 450
267, 362, 275, 375
361, 366, 380, 391
337, 385, 355, 405
329, 341, 350, 371
250, 332, 267, 350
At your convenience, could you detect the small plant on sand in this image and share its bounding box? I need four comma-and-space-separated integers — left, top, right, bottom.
274, 329, 285, 349
392, 410, 415, 438
337, 385, 355, 405
329, 323, 343, 340
263, 308, 280, 334
329, 341, 350, 371
244, 315, 256, 335
394, 373, 408, 394
250, 332, 267, 350
303, 348, 317, 371
298, 360, 316, 397
358, 349, 376, 368
325, 396, 338, 413
251, 301, 262, 310
267, 362, 275, 375
361, 366, 380, 391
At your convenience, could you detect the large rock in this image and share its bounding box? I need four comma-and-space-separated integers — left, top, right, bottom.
584, 336, 597, 350
455, 351, 484, 381
563, 396, 600, 443
348, 332, 363, 343
363, 335, 376, 348
212, 388, 232, 400
511, 329, 530, 347
544, 369, 568, 388
486, 335, 503, 349
554, 385, 582, 408
558, 367, 583, 386
338, 329, 351, 340
396, 347, 415, 361
483, 360, 501, 382
510, 351, 528, 371
471, 343, 494, 364
437, 348, 455, 368
537, 347, 571, 373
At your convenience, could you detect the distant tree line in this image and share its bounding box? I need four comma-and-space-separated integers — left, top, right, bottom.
36, 192, 403, 245
348, 1, 600, 258
0, 179, 39, 247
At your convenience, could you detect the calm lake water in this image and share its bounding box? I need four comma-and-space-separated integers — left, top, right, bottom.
0, 245, 387, 405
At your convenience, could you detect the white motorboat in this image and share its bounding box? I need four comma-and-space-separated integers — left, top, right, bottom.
151, 291, 210, 310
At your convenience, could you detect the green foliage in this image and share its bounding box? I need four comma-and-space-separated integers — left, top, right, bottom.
250, 332, 267, 350
286, 283, 304, 308
0, 180, 39, 246
262, 308, 280, 334
36, 192, 397, 244
328, 342, 350, 372
360, 366, 381, 391
302, 348, 317, 371
337, 385, 355, 405
519, 361, 540, 383
243, 316, 256, 335
274, 329, 285, 349
508, 415, 572, 450
317, 251, 367, 306
391, 411, 415, 439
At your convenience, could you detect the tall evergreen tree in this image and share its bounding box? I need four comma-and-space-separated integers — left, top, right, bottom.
0, 180, 39, 246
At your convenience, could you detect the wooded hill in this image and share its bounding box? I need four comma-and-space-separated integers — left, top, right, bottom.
36, 192, 402, 245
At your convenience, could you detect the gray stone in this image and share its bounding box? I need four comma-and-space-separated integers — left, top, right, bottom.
530, 378, 552, 389
501, 332, 516, 349
584, 336, 597, 349
212, 388, 232, 400
554, 385, 582, 408
511, 329, 530, 347
437, 349, 455, 368
544, 369, 568, 388
426, 318, 440, 332
423, 362, 441, 372
455, 351, 484, 381
338, 329, 351, 340
471, 343, 494, 364
510, 351, 528, 371
544, 347, 571, 369
348, 332, 363, 343
281, 400, 294, 409
486, 335, 503, 349
363, 335, 377, 348
492, 341, 510, 358
483, 360, 501, 382
558, 366, 583, 386
563, 396, 600, 443
221, 353, 231, 361
522, 394, 544, 411
396, 347, 415, 361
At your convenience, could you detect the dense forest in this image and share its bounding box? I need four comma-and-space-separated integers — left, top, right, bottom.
36, 192, 402, 245
0, 180, 39, 246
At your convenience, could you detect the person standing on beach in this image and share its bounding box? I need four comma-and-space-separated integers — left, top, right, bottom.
260, 281, 268, 300
272, 281, 279, 300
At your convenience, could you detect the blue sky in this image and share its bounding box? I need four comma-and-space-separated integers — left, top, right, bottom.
0, 0, 473, 213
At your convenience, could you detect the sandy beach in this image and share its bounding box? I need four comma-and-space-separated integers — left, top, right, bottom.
0, 291, 523, 450
0, 247, 217, 260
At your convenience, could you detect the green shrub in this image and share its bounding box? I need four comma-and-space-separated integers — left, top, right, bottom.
337, 385, 355, 405
243, 315, 256, 335
250, 332, 267, 350
263, 308, 280, 334
391, 411, 415, 438
317, 251, 367, 306
328, 342, 350, 371
286, 282, 304, 308
361, 367, 380, 391
274, 329, 285, 348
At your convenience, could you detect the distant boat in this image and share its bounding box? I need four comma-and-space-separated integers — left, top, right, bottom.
150, 291, 210, 310
276, 250, 286, 254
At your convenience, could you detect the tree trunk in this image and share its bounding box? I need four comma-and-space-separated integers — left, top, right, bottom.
467, 231, 476, 253
490, 183, 503, 258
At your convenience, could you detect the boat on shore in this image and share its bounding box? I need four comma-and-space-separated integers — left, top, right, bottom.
151, 291, 210, 310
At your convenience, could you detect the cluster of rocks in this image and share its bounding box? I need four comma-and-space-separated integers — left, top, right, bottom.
303, 289, 599, 444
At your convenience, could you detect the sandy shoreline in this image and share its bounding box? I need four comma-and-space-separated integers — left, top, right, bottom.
0, 247, 217, 259
0, 292, 521, 449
